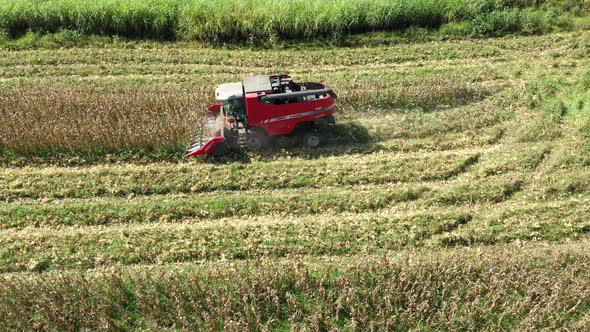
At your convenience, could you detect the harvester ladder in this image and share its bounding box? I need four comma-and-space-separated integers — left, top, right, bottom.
237, 123, 247, 148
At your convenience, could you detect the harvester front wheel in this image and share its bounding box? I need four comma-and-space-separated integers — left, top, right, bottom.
303, 132, 321, 149
211, 141, 229, 156
245, 128, 268, 151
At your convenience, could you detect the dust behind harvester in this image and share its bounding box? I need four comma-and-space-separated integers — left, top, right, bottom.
186, 74, 337, 157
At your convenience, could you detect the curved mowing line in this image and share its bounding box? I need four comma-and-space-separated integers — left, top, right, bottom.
0, 176, 527, 230
0, 212, 472, 273
0, 151, 484, 201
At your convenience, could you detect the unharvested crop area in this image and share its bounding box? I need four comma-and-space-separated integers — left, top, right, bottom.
0, 0, 587, 42
1, 28, 590, 329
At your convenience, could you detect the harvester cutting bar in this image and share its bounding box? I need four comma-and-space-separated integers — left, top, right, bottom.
185, 136, 226, 157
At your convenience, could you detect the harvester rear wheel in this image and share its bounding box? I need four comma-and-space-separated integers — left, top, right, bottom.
303, 132, 321, 149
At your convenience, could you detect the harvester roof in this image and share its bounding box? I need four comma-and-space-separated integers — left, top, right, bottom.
215, 82, 243, 101
243, 75, 272, 93
243, 74, 292, 94
216, 75, 294, 100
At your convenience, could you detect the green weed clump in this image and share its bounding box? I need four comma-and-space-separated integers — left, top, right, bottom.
518, 72, 590, 143
527, 73, 590, 117
469, 7, 573, 36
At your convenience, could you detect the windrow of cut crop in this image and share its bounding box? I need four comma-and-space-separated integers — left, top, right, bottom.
0, 151, 479, 201
0, 175, 537, 230
0, 184, 432, 229
0, 211, 476, 272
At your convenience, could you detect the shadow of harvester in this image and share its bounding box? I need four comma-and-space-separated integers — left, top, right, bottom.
205, 122, 376, 164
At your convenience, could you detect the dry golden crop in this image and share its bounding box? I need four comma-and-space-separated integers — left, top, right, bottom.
0, 88, 205, 154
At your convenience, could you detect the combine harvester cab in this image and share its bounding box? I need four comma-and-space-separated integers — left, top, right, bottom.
185, 87, 238, 157
186, 74, 337, 157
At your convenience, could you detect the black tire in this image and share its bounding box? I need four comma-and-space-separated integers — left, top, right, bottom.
303, 132, 321, 149
211, 141, 229, 156
224, 130, 240, 149
314, 115, 335, 127
245, 128, 268, 151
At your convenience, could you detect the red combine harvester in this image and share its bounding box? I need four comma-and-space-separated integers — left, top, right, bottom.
186, 74, 337, 157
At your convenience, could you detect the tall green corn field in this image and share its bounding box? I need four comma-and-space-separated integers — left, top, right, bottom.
0, 0, 581, 40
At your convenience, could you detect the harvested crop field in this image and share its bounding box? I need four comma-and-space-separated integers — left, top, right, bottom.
1, 30, 590, 330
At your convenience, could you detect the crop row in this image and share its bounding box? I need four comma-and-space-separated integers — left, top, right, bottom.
0, 37, 564, 90
0, 36, 540, 66
0, 87, 506, 160
0, 60, 511, 89
2, 193, 588, 274
1, 240, 589, 331
0, 174, 530, 230
0, 74, 495, 114
1, 150, 481, 200
0, 67, 503, 117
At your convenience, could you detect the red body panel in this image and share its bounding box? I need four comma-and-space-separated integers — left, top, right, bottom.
207, 103, 222, 115
245, 92, 336, 136
185, 136, 225, 157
